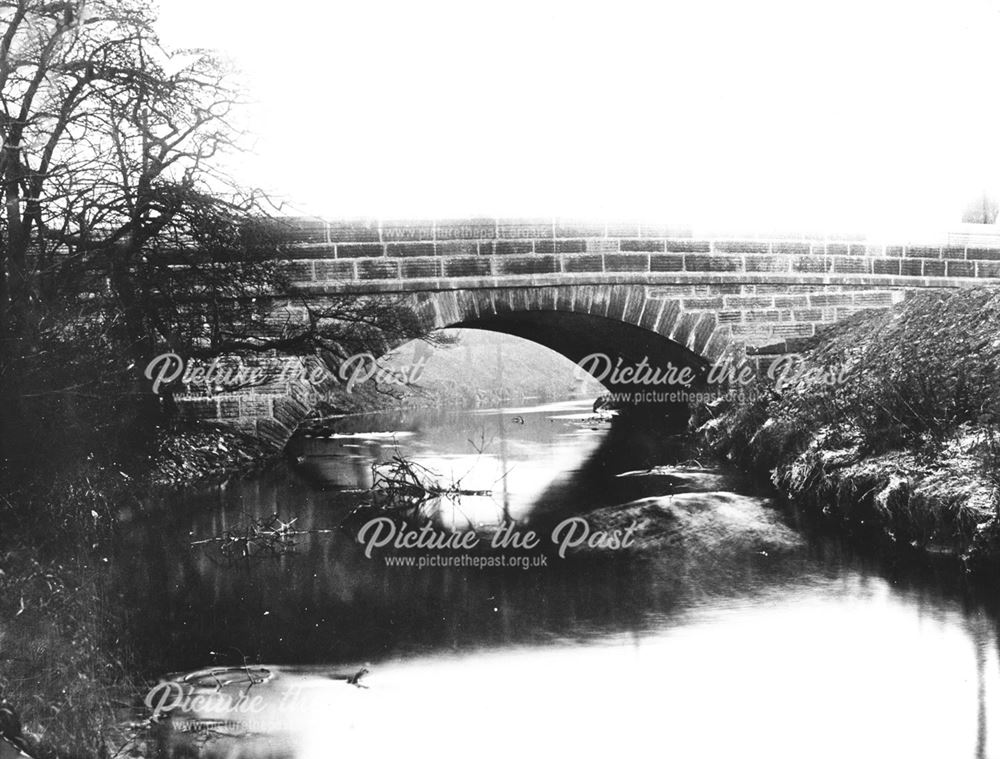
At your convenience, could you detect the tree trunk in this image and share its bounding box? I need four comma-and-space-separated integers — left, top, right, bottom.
108, 240, 165, 442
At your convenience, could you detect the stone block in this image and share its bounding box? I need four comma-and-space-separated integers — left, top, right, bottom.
315, 260, 355, 280
336, 243, 385, 258
435, 241, 480, 256
585, 239, 619, 254
327, 221, 380, 242
946, 260, 975, 277
670, 311, 700, 345
562, 254, 604, 273
808, 293, 853, 307
977, 261, 1000, 278
684, 255, 742, 272
444, 257, 492, 277
386, 243, 435, 257
872, 259, 900, 276
792, 256, 831, 273
714, 241, 769, 255
967, 248, 1000, 261
620, 239, 664, 252
495, 255, 559, 275
650, 254, 683, 271
493, 241, 534, 256
743, 309, 781, 323
832, 257, 870, 274
666, 239, 711, 253
357, 260, 399, 279
745, 255, 789, 273
923, 260, 945, 277
401, 258, 442, 278
605, 254, 649, 272
771, 242, 810, 256
682, 296, 725, 310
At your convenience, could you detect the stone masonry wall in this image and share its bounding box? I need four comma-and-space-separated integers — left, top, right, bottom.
173, 218, 1000, 448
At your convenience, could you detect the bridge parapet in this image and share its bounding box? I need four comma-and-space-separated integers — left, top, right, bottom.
273, 218, 1000, 293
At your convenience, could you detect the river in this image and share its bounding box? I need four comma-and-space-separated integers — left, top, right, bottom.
115, 399, 1000, 758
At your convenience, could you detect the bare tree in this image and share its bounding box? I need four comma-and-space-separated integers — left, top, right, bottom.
1, 1, 152, 340
0, 1, 428, 473
961, 193, 1000, 224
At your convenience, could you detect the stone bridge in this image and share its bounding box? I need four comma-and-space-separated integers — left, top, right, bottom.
175, 218, 1000, 447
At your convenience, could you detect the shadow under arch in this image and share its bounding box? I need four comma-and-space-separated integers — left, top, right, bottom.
399, 285, 723, 415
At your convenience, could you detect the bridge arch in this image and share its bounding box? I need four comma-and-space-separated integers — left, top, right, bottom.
404, 284, 732, 377
176, 284, 741, 448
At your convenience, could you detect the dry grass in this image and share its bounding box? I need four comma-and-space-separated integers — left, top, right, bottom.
699, 288, 1000, 571
0, 550, 139, 759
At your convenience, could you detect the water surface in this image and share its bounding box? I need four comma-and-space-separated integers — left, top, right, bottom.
118, 400, 1000, 758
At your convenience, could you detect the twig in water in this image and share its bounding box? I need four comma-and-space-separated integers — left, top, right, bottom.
190, 513, 336, 559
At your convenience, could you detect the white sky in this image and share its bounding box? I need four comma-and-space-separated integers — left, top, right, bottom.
156, 0, 1000, 234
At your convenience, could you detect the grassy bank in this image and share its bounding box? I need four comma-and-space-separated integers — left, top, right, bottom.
0, 455, 142, 758
0, 421, 281, 758
698, 287, 1000, 575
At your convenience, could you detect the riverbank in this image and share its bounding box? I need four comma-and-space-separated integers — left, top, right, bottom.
149, 422, 284, 487
697, 287, 1000, 577
0, 420, 284, 758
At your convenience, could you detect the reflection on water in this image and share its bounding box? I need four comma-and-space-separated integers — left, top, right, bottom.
290, 400, 614, 521
154, 589, 1000, 759
117, 401, 1000, 758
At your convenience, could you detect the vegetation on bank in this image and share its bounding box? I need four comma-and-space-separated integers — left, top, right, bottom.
699, 287, 1000, 574
0, 449, 137, 758
0, 418, 279, 758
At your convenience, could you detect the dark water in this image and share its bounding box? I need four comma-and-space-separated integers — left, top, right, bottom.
116, 400, 1000, 759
